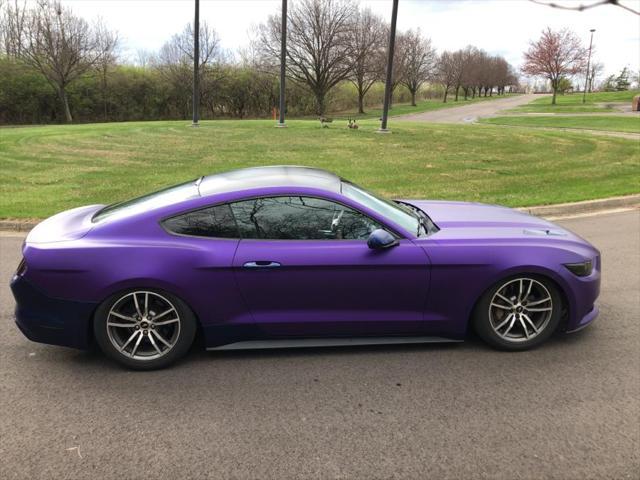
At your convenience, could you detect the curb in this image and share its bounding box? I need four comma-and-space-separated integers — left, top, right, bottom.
1, 194, 639, 233
0, 219, 38, 232
516, 194, 640, 218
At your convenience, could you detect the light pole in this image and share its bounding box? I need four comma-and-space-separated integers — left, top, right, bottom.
277, 0, 287, 127
192, 0, 200, 126
583, 28, 595, 104
378, 0, 399, 133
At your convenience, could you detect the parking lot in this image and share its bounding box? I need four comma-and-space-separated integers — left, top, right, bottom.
0, 210, 638, 480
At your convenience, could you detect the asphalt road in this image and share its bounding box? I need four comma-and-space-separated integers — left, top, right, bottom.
395, 94, 541, 123
0, 210, 638, 480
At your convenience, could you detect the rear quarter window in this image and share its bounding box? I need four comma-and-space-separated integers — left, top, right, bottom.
162, 204, 239, 238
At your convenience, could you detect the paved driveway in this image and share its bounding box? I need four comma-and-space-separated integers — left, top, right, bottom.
395, 94, 542, 123
0, 210, 638, 479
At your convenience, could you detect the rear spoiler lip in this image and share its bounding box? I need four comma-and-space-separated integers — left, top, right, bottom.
26, 204, 104, 244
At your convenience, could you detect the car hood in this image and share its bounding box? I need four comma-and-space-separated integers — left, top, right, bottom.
403, 200, 591, 246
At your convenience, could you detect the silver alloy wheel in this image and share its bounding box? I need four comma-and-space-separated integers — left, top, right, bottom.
106, 291, 181, 361
488, 278, 553, 343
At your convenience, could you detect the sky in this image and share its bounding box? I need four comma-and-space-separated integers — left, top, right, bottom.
63, 0, 640, 79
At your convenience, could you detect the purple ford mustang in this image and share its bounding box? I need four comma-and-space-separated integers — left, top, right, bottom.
11, 166, 600, 369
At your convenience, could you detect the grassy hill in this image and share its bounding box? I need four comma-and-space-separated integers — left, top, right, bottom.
509, 90, 640, 113
480, 115, 640, 133
1, 119, 638, 219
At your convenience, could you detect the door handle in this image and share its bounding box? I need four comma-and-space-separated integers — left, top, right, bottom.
243, 261, 281, 268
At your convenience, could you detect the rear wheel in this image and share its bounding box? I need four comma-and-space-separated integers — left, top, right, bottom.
94, 289, 196, 370
473, 275, 562, 350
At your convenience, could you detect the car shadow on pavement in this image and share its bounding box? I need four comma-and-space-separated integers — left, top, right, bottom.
55, 324, 596, 372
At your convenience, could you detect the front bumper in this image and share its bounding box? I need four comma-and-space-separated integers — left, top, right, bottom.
561, 263, 601, 333
10, 275, 97, 350
566, 304, 599, 333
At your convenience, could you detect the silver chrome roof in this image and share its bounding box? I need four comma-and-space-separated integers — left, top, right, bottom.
198, 166, 341, 196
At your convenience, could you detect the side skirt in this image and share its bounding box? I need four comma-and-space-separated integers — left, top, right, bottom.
207, 336, 462, 351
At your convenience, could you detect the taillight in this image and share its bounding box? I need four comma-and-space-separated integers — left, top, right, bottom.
15, 258, 27, 277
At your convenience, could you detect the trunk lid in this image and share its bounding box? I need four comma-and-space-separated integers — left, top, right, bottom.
26, 205, 104, 244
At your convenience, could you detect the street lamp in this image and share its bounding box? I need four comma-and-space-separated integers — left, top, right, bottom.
378, 0, 399, 133
192, 0, 200, 126
583, 28, 595, 104
277, 0, 287, 128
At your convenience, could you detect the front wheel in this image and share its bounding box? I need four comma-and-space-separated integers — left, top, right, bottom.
94, 289, 196, 370
473, 275, 562, 351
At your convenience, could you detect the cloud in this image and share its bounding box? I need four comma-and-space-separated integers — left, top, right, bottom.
62, 0, 639, 77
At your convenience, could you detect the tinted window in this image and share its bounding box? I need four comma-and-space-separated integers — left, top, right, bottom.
163, 204, 238, 238
230, 196, 383, 240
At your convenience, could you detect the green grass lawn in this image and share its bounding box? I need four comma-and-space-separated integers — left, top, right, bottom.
510, 90, 640, 113
327, 94, 519, 120
0, 119, 638, 219
480, 115, 640, 133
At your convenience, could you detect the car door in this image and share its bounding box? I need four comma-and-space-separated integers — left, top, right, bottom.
230, 195, 430, 337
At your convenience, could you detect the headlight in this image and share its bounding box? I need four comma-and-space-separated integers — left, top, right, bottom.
564, 259, 593, 277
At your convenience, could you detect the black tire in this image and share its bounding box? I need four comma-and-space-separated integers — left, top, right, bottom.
94, 288, 197, 370
473, 274, 563, 351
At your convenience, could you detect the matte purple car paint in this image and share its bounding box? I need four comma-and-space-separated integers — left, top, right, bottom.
10, 167, 600, 351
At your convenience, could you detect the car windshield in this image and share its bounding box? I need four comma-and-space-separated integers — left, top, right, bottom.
341, 181, 421, 236
92, 179, 199, 223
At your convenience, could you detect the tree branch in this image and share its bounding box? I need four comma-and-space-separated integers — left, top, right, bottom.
529, 0, 639, 15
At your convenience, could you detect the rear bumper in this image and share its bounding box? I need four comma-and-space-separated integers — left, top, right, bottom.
10, 275, 96, 350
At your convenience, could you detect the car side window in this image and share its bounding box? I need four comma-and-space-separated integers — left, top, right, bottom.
229, 196, 384, 240
163, 204, 238, 238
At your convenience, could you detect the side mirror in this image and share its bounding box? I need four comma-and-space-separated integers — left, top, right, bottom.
367, 229, 399, 250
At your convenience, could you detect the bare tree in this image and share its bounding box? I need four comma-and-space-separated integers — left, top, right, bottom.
399, 29, 437, 106
20, 1, 107, 122
522, 27, 587, 104
460, 46, 481, 99
259, 0, 357, 115
135, 49, 153, 69
491, 55, 516, 95
588, 61, 604, 92
451, 47, 471, 101
1, 0, 27, 57
347, 8, 385, 114
385, 30, 409, 108
437, 51, 456, 103
157, 21, 224, 119
94, 19, 118, 121
438, 49, 465, 101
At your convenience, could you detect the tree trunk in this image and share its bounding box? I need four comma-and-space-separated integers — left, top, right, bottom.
59, 88, 73, 123
102, 67, 109, 121
410, 90, 417, 107
357, 87, 365, 114
472, 87, 476, 99
551, 88, 557, 105
315, 92, 325, 116
463, 87, 468, 100
454, 86, 459, 101
102, 78, 108, 121
443, 88, 448, 103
